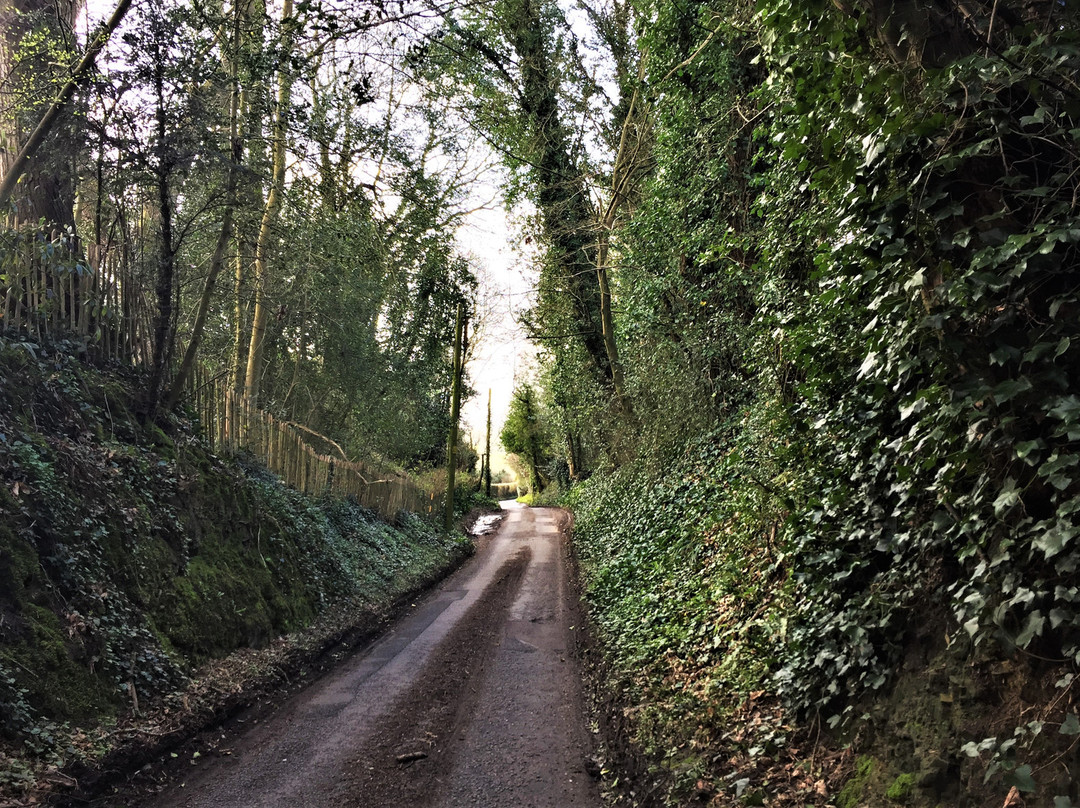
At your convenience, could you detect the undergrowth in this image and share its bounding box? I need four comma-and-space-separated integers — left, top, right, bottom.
568, 2, 1080, 805
570, 401, 797, 804
0, 336, 468, 792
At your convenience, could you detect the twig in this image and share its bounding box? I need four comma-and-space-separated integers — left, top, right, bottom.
985, 0, 1000, 57
661, 21, 723, 83
281, 420, 348, 460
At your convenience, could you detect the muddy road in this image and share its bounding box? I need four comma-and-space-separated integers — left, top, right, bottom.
138, 503, 600, 808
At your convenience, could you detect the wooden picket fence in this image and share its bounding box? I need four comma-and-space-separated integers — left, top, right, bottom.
0, 225, 155, 363
186, 366, 439, 520
1, 223, 440, 521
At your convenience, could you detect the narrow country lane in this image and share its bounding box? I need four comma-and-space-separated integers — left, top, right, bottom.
139, 503, 600, 808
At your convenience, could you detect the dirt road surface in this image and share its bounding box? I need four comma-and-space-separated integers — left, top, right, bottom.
139, 503, 600, 808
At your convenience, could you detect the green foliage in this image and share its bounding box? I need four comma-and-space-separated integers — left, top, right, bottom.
1, 0, 483, 472
752, 0, 1080, 724
411, 0, 618, 436
500, 383, 551, 494
570, 400, 794, 803
537, 0, 1080, 801
251, 172, 479, 468
572, 404, 791, 685
614, 1, 762, 457
530, 480, 565, 507
450, 476, 497, 517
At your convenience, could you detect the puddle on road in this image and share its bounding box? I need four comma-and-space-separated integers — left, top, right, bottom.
468, 514, 504, 536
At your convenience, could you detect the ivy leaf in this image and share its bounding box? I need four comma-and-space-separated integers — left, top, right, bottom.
993, 377, 1034, 404
899, 397, 927, 421
1034, 524, 1074, 559
862, 132, 885, 166
1060, 714, 1080, 736
993, 479, 1020, 516
1020, 106, 1047, 126
1015, 440, 1044, 463
1040, 235, 1061, 254
991, 346, 1019, 365
858, 351, 877, 378
1039, 453, 1079, 490
1015, 611, 1045, 647
904, 268, 927, 290
1004, 764, 1036, 793
1049, 396, 1080, 421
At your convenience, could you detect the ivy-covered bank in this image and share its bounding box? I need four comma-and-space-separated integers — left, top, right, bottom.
0, 337, 468, 796
496, 0, 1080, 804
571, 431, 1080, 807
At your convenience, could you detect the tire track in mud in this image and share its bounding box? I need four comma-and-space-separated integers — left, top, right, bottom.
337, 547, 532, 807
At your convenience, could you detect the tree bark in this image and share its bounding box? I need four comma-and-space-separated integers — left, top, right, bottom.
593, 70, 650, 416
484, 387, 492, 497
0, 0, 103, 225
162, 0, 246, 412
243, 0, 296, 403
145, 31, 177, 417
444, 303, 465, 531
506, 0, 611, 385
225, 0, 262, 399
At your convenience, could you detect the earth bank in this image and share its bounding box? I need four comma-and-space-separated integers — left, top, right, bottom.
568, 454, 1080, 808
0, 336, 470, 804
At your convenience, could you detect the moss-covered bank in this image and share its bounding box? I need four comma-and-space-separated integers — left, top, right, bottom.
0, 336, 468, 785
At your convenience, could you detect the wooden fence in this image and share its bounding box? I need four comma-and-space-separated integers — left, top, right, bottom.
1, 224, 439, 521
187, 366, 438, 520
0, 226, 155, 363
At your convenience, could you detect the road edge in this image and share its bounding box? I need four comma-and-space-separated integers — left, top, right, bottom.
50, 542, 475, 808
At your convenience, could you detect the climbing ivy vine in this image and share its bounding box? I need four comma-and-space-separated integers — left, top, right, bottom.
751, 0, 1080, 721
544, 0, 1080, 800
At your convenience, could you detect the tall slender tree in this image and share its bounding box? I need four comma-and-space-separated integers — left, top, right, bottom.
415, 0, 614, 389
445, 303, 465, 530
244, 0, 297, 403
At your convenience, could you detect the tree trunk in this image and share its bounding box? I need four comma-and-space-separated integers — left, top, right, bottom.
0, 0, 82, 227
564, 424, 578, 481
145, 36, 176, 417
0, 0, 131, 219
594, 70, 650, 415
444, 303, 465, 531
227, 0, 262, 398
243, 0, 295, 403
162, 0, 246, 412
507, 0, 610, 385
484, 387, 492, 497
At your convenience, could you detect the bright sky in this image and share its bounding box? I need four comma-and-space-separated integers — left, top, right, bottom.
456, 203, 536, 478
